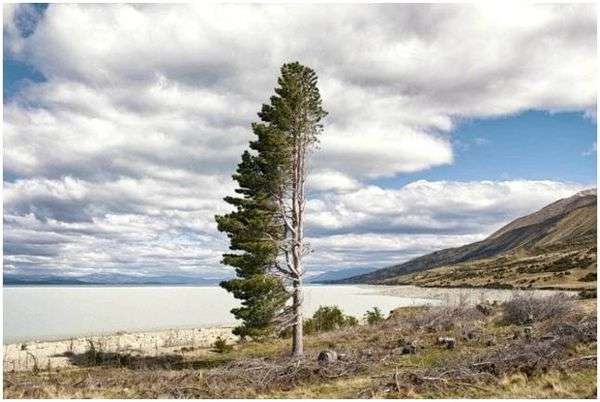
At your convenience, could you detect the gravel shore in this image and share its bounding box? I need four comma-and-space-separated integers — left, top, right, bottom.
3, 326, 236, 372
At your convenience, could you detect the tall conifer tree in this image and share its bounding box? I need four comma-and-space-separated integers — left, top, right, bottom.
217, 62, 326, 355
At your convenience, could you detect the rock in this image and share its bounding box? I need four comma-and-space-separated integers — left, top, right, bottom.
318, 350, 338, 364
437, 337, 456, 349
337, 353, 348, 361
476, 304, 494, 316
401, 344, 416, 355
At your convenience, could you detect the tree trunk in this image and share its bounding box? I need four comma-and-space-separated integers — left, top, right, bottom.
290, 134, 305, 357
291, 277, 303, 357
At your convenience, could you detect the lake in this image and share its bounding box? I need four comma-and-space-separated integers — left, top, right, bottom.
3, 284, 569, 344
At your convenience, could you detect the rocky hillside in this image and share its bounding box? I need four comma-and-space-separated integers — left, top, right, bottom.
337, 189, 597, 289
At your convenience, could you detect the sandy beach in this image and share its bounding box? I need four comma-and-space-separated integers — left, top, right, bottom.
3, 326, 236, 372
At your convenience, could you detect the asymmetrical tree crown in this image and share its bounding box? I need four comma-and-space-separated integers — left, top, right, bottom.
259, 62, 327, 144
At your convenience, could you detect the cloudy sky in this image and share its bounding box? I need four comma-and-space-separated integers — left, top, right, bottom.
3, 3, 596, 281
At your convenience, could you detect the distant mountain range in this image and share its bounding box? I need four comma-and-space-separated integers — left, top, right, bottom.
335, 189, 597, 289
3, 273, 226, 286
5, 268, 377, 286
307, 267, 380, 283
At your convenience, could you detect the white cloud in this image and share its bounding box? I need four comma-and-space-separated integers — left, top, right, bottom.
308, 170, 361, 192
2, 4, 595, 278
308, 180, 589, 236
303, 180, 590, 270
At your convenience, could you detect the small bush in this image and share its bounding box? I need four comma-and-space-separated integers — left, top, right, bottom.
408, 303, 484, 331
213, 336, 233, 353
578, 272, 597, 282
344, 315, 358, 327
280, 305, 358, 337
364, 307, 384, 325
579, 289, 597, 299
502, 293, 575, 325
310, 305, 358, 333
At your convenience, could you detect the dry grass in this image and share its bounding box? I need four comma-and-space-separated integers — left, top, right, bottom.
4, 298, 596, 399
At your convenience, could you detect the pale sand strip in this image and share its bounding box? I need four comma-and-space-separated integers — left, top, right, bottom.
3, 326, 237, 372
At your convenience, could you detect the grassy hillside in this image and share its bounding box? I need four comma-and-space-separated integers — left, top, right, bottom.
5, 297, 596, 398
381, 243, 596, 290
339, 190, 596, 289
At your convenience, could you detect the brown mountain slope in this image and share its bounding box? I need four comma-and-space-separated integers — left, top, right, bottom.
337, 189, 596, 289
489, 188, 596, 240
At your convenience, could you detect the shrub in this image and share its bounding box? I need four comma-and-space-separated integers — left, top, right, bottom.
502, 293, 575, 325
579, 290, 597, 299
280, 305, 358, 337
213, 336, 233, 353
408, 302, 484, 332
312, 305, 357, 332
344, 315, 359, 327
305, 305, 358, 335
364, 307, 384, 325
578, 272, 597, 282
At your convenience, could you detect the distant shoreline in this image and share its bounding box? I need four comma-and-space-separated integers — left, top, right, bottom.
2, 282, 337, 288
3, 283, 224, 288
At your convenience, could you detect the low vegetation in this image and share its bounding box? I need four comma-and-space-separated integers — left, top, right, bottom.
384, 244, 597, 291
364, 307, 384, 325
212, 337, 233, 354
280, 305, 358, 338
4, 294, 596, 398
501, 293, 575, 325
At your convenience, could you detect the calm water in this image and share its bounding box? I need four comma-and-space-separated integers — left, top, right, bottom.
2, 285, 569, 344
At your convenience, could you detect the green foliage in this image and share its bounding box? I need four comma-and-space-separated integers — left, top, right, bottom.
364, 307, 384, 325
280, 305, 358, 337
215, 84, 294, 341
344, 315, 359, 327
213, 337, 233, 353
221, 275, 289, 339
305, 305, 358, 334
258, 62, 327, 149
